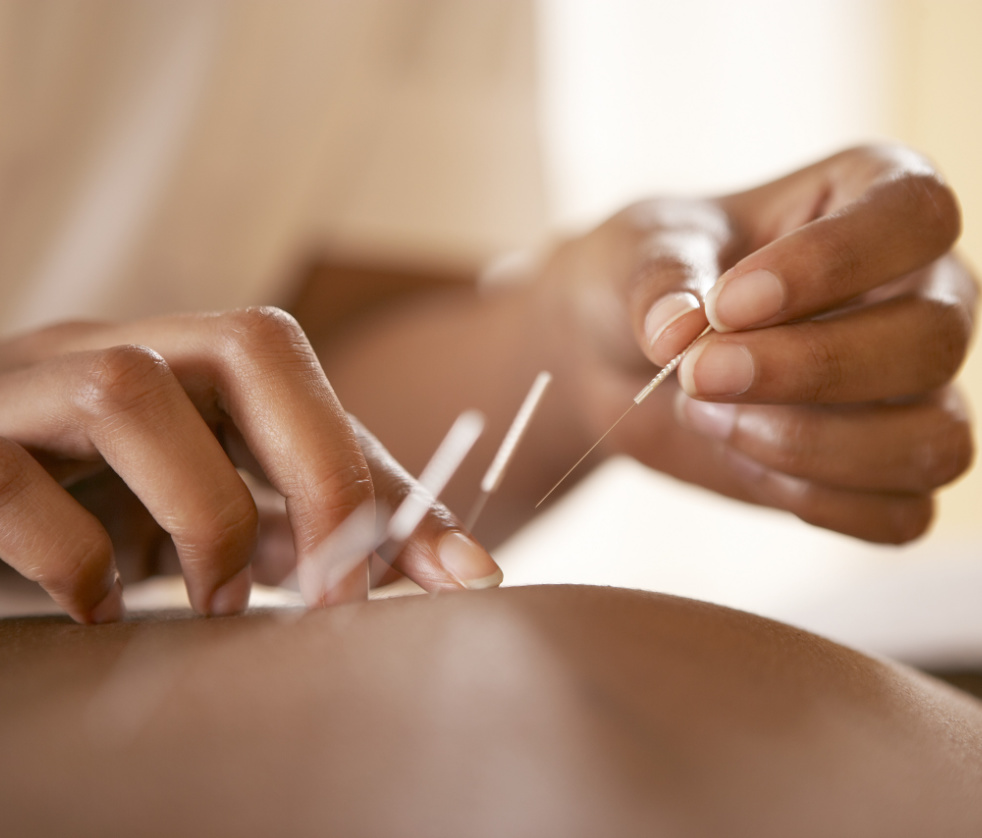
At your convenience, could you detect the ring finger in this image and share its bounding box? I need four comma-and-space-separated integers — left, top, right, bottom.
676, 386, 973, 494
679, 287, 972, 404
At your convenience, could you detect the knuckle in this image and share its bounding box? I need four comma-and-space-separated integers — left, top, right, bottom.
797, 332, 844, 402
923, 299, 974, 383
614, 198, 671, 233
75, 344, 171, 418
899, 172, 962, 249
911, 412, 974, 490
0, 439, 30, 506
222, 306, 308, 355
838, 144, 960, 253
842, 142, 885, 162
763, 418, 816, 475
312, 459, 374, 515
291, 461, 374, 552
177, 492, 259, 569
34, 529, 113, 599
815, 221, 867, 293
218, 307, 320, 382
633, 249, 698, 289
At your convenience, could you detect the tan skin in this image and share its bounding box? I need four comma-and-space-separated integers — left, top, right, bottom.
322, 144, 976, 546
2, 586, 981, 836
0, 145, 976, 620
1, 143, 981, 831
0, 309, 505, 622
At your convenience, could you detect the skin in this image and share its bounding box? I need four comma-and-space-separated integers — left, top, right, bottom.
1, 144, 980, 832
0, 144, 976, 621
0, 308, 501, 623
320, 145, 977, 545
1, 585, 981, 837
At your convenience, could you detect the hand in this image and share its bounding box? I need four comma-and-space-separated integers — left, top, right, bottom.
0, 307, 500, 623
537, 145, 976, 542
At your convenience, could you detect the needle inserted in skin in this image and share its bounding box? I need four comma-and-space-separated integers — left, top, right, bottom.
535, 325, 712, 508
465, 371, 552, 531
383, 409, 486, 548
288, 410, 486, 598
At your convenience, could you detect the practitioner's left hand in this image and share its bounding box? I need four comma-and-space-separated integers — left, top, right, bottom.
0, 308, 501, 622
535, 144, 977, 542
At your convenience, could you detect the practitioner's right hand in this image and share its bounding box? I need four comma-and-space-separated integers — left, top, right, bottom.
532, 145, 976, 543
0, 307, 501, 624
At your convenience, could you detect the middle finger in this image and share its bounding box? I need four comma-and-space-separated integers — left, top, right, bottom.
679, 285, 971, 404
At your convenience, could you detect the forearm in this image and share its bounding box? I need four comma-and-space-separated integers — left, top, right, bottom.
302, 143, 979, 548
308, 270, 588, 544
299, 250, 741, 544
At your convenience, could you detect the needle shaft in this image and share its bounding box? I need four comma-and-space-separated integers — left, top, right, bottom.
466, 371, 552, 529
534, 401, 636, 508
535, 326, 712, 509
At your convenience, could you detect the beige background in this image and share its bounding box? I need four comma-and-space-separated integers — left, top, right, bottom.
890, 0, 982, 534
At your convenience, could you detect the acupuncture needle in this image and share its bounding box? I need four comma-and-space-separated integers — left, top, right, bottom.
377, 409, 486, 563
535, 325, 713, 508
287, 409, 485, 596
464, 371, 552, 531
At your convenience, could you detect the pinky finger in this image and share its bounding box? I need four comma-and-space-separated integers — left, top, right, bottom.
0, 438, 123, 623
728, 449, 933, 544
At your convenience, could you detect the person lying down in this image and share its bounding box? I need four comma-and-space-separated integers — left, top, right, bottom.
0, 137, 978, 833
2, 585, 980, 836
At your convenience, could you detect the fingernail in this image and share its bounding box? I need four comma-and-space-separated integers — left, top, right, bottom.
678, 396, 737, 440
707, 269, 784, 331
680, 341, 754, 397
89, 578, 125, 624
438, 532, 503, 590
644, 292, 701, 355
209, 567, 252, 616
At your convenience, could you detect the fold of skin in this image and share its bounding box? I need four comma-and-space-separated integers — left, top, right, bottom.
2, 584, 980, 837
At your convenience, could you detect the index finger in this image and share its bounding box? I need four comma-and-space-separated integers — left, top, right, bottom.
706, 145, 961, 332
78, 308, 376, 605
204, 309, 376, 603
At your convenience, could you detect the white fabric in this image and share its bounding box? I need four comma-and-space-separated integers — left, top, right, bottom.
0, 0, 545, 336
